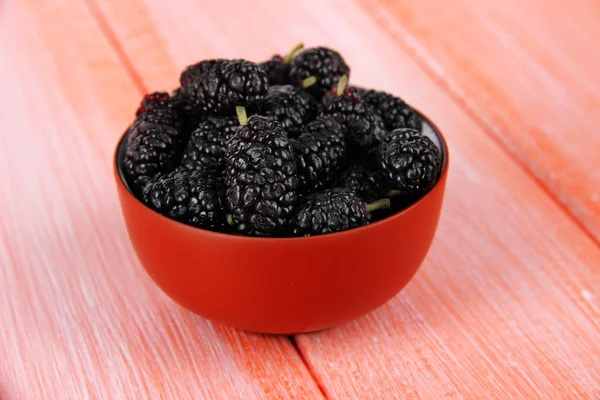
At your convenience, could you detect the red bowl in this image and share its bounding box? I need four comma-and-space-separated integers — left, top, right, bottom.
113, 111, 449, 334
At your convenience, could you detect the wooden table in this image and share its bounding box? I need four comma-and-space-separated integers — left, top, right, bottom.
1, 0, 599, 398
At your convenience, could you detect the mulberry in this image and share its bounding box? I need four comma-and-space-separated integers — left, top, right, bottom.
224, 112, 299, 236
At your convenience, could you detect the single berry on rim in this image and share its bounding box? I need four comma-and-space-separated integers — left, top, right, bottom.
180, 59, 269, 114
142, 168, 227, 231
289, 46, 350, 99
377, 128, 441, 197
290, 187, 390, 237
291, 116, 346, 192
224, 111, 299, 236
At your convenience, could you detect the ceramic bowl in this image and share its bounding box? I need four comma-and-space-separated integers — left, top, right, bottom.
113, 110, 449, 334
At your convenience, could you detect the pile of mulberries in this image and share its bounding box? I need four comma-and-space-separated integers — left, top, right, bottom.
120, 44, 443, 237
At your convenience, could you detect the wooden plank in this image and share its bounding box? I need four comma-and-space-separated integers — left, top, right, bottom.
0, 1, 324, 399
87, 0, 313, 92
87, 0, 600, 398
357, 0, 600, 243
288, 7, 600, 399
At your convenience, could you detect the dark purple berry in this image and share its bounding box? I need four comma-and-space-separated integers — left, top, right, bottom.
289, 47, 350, 99
321, 77, 387, 153
142, 169, 226, 231
180, 59, 269, 114
225, 115, 299, 236
260, 55, 290, 85
291, 116, 346, 192
123, 121, 181, 192
181, 117, 239, 172
290, 188, 389, 237
360, 89, 421, 131
338, 164, 384, 203
259, 43, 305, 85
135, 91, 182, 133
171, 88, 205, 134
377, 128, 441, 197
262, 85, 318, 137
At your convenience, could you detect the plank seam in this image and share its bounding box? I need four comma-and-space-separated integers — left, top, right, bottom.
289, 336, 329, 399
81, 0, 329, 393
359, 1, 600, 250
83, 0, 146, 93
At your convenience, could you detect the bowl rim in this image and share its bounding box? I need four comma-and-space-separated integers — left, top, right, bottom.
114, 108, 449, 242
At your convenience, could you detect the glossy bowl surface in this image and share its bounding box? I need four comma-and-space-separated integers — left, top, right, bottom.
114, 112, 449, 334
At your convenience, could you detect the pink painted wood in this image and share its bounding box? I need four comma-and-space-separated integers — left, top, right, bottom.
0, 1, 323, 398
359, 0, 600, 243
89, 0, 600, 398
1, 0, 599, 398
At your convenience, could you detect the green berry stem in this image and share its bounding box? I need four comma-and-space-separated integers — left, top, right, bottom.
365, 198, 391, 213
236, 106, 248, 126
301, 76, 317, 88
283, 42, 304, 64
386, 189, 403, 197
226, 214, 234, 225
336, 74, 348, 96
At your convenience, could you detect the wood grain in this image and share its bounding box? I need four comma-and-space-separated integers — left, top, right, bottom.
0, 1, 323, 399
87, 0, 600, 398
358, 0, 600, 243
290, 7, 600, 399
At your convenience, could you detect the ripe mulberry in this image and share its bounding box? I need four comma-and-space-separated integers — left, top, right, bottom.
291, 116, 346, 192
377, 128, 441, 197
171, 88, 205, 134
360, 89, 421, 131
259, 43, 304, 85
290, 187, 390, 237
134, 92, 180, 129
321, 75, 387, 152
142, 169, 226, 230
289, 46, 350, 99
338, 164, 384, 203
225, 113, 299, 236
181, 116, 239, 172
180, 59, 269, 114
262, 85, 318, 137
123, 121, 181, 192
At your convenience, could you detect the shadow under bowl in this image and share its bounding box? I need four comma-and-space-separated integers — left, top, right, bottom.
113, 110, 449, 335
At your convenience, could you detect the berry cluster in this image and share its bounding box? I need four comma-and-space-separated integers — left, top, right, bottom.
121, 44, 442, 237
